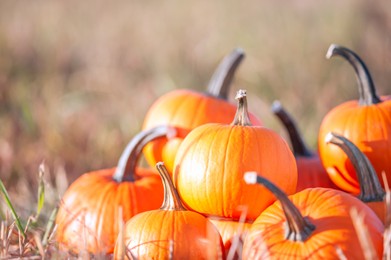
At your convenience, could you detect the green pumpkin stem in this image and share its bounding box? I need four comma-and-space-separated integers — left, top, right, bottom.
271, 101, 313, 157
206, 48, 245, 100
231, 89, 252, 126
244, 172, 316, 242
325, 132, 385, 202
156, 162, 186, 211
113, 126, 175, 182
326, 44, 381, 106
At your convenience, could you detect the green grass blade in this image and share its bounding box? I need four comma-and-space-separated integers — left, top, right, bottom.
42, 206, 58, 246
0, 201, 5, 220
36, 163, 45, 219
0, 180, 26, 239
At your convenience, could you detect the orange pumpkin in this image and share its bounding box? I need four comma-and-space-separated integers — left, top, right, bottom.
209, 217, 252, 259
56, 126, 174, 254
113, 163, 224, 260
243, 173, 384, 259
142, 49, 262, 174
318, 44, 391, 194
272, 101, 336, 192
174, 90, 297, 221
326, 132, 386, 223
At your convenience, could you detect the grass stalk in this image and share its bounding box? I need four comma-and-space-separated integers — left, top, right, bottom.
42, 206, 58, 247
0, 180, 25, 239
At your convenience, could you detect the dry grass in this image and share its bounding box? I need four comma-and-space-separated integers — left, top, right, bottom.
350, 207, 378, 260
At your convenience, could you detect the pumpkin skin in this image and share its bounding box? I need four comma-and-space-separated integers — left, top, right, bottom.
243, 174, 384, 259
272, 101, 336, 192
295, 157, 337, 192
209, 218, 252, 259
142, 49, 262, 174
326, 132, 386, 224
174, 90, 297, 221
318, 44, 391, 194
55, 126, 174, 254
113, 163, 224, 260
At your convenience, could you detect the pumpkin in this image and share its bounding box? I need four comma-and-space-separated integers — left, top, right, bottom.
113, 162, 224, 260
209, 217, 252, 260
55, 126, 175, 254
142, 48, 262, 174
174, 89, 297, 221
243, 172, 384, 259
326, 132, 386, 223
272, 100, 336, 192
318, 44, 391, 194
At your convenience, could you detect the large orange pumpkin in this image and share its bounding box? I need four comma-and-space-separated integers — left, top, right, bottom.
243, 173, 384, 259
113, 163, 224, 260
318, 44, 391, 194
174, 89, 297, 221
326, 132, 386, 224
272, 101, 336, 192
142, 48, 262, 174
55, 126, 174, 254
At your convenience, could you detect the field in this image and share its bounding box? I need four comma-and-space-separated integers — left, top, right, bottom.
0, 0, 391, 258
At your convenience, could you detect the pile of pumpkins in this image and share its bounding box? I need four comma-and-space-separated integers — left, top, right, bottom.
54, 44, 391, 259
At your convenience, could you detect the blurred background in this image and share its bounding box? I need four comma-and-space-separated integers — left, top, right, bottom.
0, 0, 390, 202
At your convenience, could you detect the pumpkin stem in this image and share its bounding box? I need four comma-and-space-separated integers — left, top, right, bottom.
156, 162, 186, 211
244, 172, 316, 242
271, 101, 313, 157
206, 48, 245, 100
326, 44, 381, 106
113, 126, 176, 182
231, 89, 252, 126
325, 132, 385, 202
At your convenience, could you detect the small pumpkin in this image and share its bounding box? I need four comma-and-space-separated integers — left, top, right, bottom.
243, 172, 384, 259
174, 89, 297, 221
142, 48, 262, 174
318, 44, 391, 194
56, 126, 175, 254
326, 132, 386, 224
272, 100, 336, 192
113, 162, 224, 260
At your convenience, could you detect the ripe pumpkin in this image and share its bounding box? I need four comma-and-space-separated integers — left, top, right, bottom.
113, 162, 224, 260
209, 217, 252, 260
243, 173, 384, 259
326, 132, 386, 224
318, 44, 391, 194
272, 101, 336, 192
56, 126, 175, 254
142, 48, 262, 174
174, 89, 297, 221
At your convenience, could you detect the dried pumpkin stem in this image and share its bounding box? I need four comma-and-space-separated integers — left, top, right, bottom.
113, 126, 175, 182
326, 44, 381, 106
206, 48, 245, 100
231, 89, 252, 126
325, 132, 385, 202
271, 101, 313, 157
156, 162, 186, 211
244, 172, 315, 242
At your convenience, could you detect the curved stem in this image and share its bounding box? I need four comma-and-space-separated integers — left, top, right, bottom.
271, 101, 313, 157
112, 126, 176, 182
231, 89, 252, 126
325, 132, 385, 202
156, 162, 186, 210
244, 172, 316, 242
206, 48, 245, 100
326, 44, 381, 106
